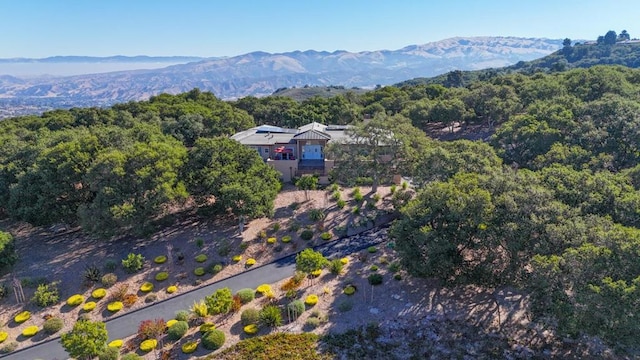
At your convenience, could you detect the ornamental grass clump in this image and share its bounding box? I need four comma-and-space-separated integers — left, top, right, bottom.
139, 282, 154, 292
368, 273, 383, 285
241, 308, 260, 326
91, 288, 107, 299
66, 294, 84, 306
14, 311, 30, 323
236, 288, 255, 304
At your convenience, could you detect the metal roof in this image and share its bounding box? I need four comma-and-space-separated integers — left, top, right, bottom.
293, 129, 331, 140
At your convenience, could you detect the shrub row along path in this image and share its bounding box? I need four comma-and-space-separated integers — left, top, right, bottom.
2, 225, 389, 360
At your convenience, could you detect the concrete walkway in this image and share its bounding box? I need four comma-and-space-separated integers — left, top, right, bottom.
2, 225, 389, 360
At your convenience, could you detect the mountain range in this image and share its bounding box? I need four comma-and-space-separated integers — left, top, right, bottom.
0, 37, 563, 117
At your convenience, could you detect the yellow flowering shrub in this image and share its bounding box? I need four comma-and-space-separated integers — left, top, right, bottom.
243, 324, 258, 335
67, 294, 85, 306
167, 285, 178, 294
107, 301, 123, 312
22, 326, 39, 337
91, 288, 107, 299
108, 339, 123, 348
267, 237, 277, 244
232, 255, 242, 262
83, 301, 97, 311
340, 257, 349, 265
256, 284, 271, 295
305, 294, 319, 306
140, 282, 154, 292
245, 258, 256, 266
140, 339, 157, 352
182, 341, 198, 354
14, 311, 30, 324
0, 331, 8, 343
166, 319, 178, 328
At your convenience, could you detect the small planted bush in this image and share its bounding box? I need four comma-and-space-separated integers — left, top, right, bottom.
367, 246, 377, 253
236, 288, 255, 304
0, 332, 7, 343
139, 282, 154, 292
368, 273, 383, 285
43, 317, 64, 334
122, 253, 145, 273
300, 229, 314, 241
153, 255, 167, 264
202, 329, 225, 350
320, 232, 332, 241
22, 326, 39, 337
199, 323, 216, 334
167, 320, 189, 340
155, 272, 169, 282
211, 263, 223, 274
139, 339, 157, 352
241, 308, 260, 326
123, 294, 138, 307
370, 265, 379, 272
337, 199, 346, 208
232, 255, 242, 262
311, 269, 322, 277
195, 254, 208, 263
175, 310, 190, 321
332, 190, 341, 201
329, 259, 344, 275
243, 324, 258, 335
193, 267, 205, 276
287, 300, 305, 318
167, 285, 178, 294
394, 273, 402, 280
166, 319, 178, 328
108, 339, 123, 348
259, 305, 282, 328
340, 257, 349, 265
281, 235, 292, 243
343, 285, 356, 295
353, 192, 364, 203
305, 294, 319, 306
83, 301, 97, 311
14, 311, 31, 323
182, 341, 198, 354
267, 237, 277, 244
256, 284, 271, 295
67, 294, 85, 306
245, 258, 256, 266
92, 288, 107, 299
32, 282, 59, 307
101, 273, 117, 288
107, 301, 123, 312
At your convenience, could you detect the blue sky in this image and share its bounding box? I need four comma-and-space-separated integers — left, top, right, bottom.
1, 0, 638, 58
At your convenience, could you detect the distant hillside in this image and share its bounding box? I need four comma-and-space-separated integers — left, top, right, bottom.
271, 85, 369, 101
397, 41, 640, 87
0, 55, 205, 64
0, 36, 562, 117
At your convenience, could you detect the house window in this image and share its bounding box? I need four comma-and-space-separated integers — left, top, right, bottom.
264, 148, 269, 153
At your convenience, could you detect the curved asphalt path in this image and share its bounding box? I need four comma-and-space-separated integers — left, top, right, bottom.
1, 225, 389, 360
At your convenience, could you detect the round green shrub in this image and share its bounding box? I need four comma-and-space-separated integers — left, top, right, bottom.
121, 354, 143, 360
286, 300, 305, 318
182, 341, 198, 354
98, 346, 119, 360
281, 235, 292, 243
101, 273, 117, 288
236, 288, 255, 304
320, 232, 332, 240
343, 285, 356, 295
370, 265, 379, 272
175, 310, 190, 321
241, 308, 260, 326
155, 272, 169, 281
153, 255, 167, 264
201, 329, 225, 350
367, 246, 377, 253
300, 229, 314, 241
194, 267, 205, 276
368, 273, 383, 285
195, 254, 208, 263
167, 320, 189, 340
305, 316, 321, 328
211, 264, 223, 274
43, 317, 63, 334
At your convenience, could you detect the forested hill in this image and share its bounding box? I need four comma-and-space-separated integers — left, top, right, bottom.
4, 64, 640, 354
398, 40, 640, 87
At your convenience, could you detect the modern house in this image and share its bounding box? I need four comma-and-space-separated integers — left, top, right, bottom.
231, 122, 351, 182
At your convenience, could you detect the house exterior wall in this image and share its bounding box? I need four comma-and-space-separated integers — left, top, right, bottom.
266, 159, 298, 182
